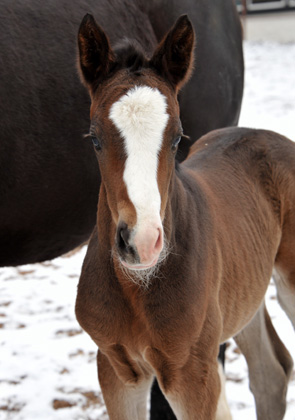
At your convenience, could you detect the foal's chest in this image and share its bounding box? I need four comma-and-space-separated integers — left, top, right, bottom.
99, 277, 200, 360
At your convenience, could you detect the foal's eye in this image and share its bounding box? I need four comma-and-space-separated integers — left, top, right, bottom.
172, 136, 182, 152
91, 136, 102, 151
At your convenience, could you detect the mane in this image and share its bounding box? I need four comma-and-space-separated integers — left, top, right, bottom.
113, 38, 149, 74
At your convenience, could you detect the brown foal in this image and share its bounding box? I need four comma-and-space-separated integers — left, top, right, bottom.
75, 14, 295, 420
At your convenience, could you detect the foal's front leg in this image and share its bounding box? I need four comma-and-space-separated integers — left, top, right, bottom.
166, 356, 221, 420
146, 346, 221, 420
97, 349, 153, 420
149, 344, 231, 420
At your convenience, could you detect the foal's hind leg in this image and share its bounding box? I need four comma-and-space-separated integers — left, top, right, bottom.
97, 350, 153, 420
234, 300, 293, 420
274, 208, 295, 329
273, 268, 295, 329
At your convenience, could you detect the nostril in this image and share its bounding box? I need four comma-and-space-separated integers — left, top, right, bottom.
116, 221, 136, 258
117, 222, 129, 250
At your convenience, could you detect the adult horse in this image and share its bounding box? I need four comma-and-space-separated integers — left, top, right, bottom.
0, 0, 243, 267
75, 13, 294, 420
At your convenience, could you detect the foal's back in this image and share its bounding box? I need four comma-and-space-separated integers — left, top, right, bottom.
186, 127, 295, 217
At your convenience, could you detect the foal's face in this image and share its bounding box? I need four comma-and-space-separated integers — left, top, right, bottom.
78, 13, 194, 271
90, 74, 182, 269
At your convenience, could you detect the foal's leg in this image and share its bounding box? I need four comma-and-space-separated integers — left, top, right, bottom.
273, 268, 295, 329
215, 361, 232, 420
165, 358, 220, 420
97, 350, 153, 420
274, 205, 295, 329
145, 346, 221, 420
150, 361, 231, 420
234, 300, 293, 420
150, 344, 229, 420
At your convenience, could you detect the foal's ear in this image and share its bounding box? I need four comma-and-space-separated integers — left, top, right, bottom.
78, 14, 115, 95
150, 15, 195, 91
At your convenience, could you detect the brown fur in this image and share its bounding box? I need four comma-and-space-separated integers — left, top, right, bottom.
76, 14, 295, 420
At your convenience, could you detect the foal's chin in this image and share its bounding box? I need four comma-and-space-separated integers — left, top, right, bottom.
120, 262, 160, 288
120, 257, 159, 271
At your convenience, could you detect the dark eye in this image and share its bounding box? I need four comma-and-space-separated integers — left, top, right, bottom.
91, 136, 102, 151
172, 136, 182, 152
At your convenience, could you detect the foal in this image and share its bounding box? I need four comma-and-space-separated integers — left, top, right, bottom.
76, 14, 295, 420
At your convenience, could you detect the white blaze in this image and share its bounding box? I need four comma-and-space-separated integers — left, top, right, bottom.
109, 86, 169, 228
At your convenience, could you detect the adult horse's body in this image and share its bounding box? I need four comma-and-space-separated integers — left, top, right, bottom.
0, 0, 243, 267
75, 14, 294, 420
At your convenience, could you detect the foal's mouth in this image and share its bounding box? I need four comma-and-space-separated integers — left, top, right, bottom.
115, 244, 160, 271
113, 241, 169, 288
119, 255, 159, 271
114, 238, 169, 275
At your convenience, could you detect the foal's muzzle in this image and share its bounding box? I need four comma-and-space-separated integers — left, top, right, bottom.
116, 220, 163, 270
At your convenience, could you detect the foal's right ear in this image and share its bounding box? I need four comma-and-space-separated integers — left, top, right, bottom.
78, 14, 115, 95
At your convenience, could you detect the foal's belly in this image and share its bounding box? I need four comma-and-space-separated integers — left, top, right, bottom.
219, 274, 271, 342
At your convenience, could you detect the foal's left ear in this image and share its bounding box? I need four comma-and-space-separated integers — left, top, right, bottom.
150, 15, 195, 91
78, 14, 116, 95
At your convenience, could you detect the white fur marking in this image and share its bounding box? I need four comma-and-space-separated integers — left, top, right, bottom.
109, 86, 169, 226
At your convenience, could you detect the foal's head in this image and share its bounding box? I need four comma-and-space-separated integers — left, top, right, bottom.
78, 14, 194, 275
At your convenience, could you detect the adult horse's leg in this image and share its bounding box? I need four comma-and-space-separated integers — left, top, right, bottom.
97, 350, 153, 420
218, 343, 226, 366
150, 379, 176, 420
234, 301, 293, 420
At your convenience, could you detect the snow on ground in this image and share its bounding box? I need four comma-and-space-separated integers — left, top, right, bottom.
0, 40, 295, 420
239, 42, 295, 140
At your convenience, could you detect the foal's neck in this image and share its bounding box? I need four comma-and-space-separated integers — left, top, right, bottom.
166, 165, 204, 237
